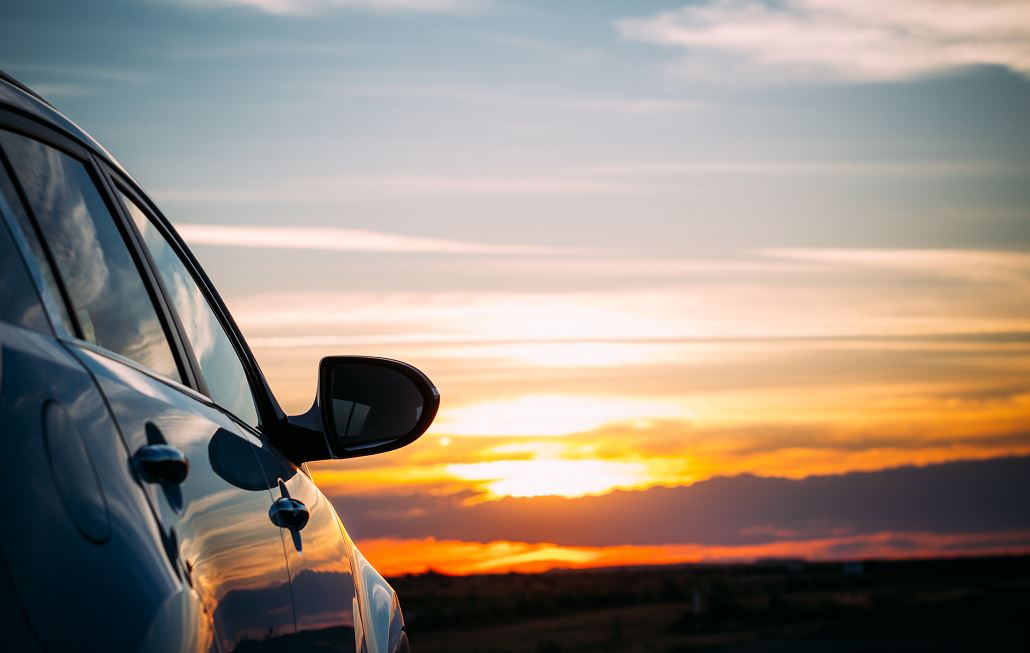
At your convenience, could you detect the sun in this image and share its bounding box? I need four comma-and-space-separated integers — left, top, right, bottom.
445, 458, 650, 499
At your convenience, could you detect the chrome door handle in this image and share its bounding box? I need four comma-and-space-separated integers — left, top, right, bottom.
269, 479, 309, 531
134, 444, 189, 484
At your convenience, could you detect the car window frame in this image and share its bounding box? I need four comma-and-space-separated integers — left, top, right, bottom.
100, 162, 285, 434
0, 195, 51, 335
0, 104, 286, 439
0, 149, 59, 337
0, 111, 199, 390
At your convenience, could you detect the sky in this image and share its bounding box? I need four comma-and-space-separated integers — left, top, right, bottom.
3, 0, 1030, 574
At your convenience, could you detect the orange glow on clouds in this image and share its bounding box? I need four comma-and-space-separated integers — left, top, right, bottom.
445, 458, 652, 499
433, 394, 692, 437
253, 245, 1030, 571
359, 532, 1030, 577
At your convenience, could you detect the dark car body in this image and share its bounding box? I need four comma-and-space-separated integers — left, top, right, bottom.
0, 72, 427, 653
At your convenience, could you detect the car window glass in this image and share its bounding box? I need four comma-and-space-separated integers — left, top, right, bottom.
0, 217, 48, 333
0, 152, 73, 334
0, 132, 180, 382
119, 191, 260, 427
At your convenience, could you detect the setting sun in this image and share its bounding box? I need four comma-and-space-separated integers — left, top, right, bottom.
445, 458, 652, 499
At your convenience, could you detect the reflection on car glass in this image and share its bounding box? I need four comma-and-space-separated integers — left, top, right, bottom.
119, 191, 260, 427
0, 145, 73, 333
0, 132, 180, 381
0, 218, 49, 333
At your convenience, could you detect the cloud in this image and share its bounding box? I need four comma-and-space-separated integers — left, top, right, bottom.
328, 455, 1030, 546
358, 530, 1030, 575
161, 41, 354, 61
153, 173, 649, 201
432, 394, 692, 437
760, 247, 1030, 269
617, 0, 1030, 82
4, 63, 147, 99
172, 0, 487, 16
469, 30, 601, 64
175, 223, 578, 255
153, 159, 1015, 203
4, 63, 146, 85
340, 83, 704, 114
581, 160, 1016, 177
759, 247, 1030, 289
28, 83, 93, 99
229, 245, 1030, 341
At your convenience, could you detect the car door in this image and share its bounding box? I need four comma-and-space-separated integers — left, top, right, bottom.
259, 450, 362, 652
110, 173, 364, 652
0, 129, 296, 653
0, 153, 192, 653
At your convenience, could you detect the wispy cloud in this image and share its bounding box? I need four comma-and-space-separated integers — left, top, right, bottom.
172, 0, 488, 16
434, 394, 692, 437
229, 246, 1030, 342
154, 157, 1013, 203
617, 0, 1030, 82
28, 83, 93, 98
161, 41, 353, 61
177, 223, 580, 255
3, 63, 146, 98
358, 529, 1030, 575
332, 456, 1030, 548
4, 63, 146, 85
468, 30, 601, 64
582, 160, 1018, 178
339, 83, 704, 114
760, 248, 1030, 288
154, 173, 650, 201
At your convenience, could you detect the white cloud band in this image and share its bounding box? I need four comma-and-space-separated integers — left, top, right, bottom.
618, 0, 1030, 81
176, 223, 579, 255
173, 0, 485, 16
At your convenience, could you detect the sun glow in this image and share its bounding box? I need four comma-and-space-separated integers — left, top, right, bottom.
445, 458, 651, 498
359, 532, 1030, 576
433, 394, 692, 437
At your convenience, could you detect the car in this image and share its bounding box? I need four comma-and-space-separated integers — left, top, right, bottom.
0, 70, 438, 653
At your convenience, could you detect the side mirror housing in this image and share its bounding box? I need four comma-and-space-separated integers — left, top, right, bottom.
281, 356, 439, 463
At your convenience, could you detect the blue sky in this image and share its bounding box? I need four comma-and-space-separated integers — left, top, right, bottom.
5, 1, 1029, 272
3, 0, 1030, 571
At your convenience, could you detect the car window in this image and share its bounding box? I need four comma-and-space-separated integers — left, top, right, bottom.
0, 132, 181, 382
0, 216, 49, 333
119, 190, 260, 428
0, 153, 73, 334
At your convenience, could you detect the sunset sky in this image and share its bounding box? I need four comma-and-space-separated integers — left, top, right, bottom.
3, 0, 1030, 574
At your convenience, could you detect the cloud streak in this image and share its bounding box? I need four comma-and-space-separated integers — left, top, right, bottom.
176, 223, 579, 255
172, 0, 486, 16
339, 83, 705, 114
154, 174, 649, 201
359, 530, 1030, 575
154, 159, 1016, 203
329, 456, 1030, 547
230, 246, 1030, 341
617, 0, 1030, 81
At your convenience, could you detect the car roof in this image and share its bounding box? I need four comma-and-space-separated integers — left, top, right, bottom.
0, 69, 128, 175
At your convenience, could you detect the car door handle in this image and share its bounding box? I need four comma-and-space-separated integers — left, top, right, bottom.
133, 444, 190, 485
269, 478, 309, 531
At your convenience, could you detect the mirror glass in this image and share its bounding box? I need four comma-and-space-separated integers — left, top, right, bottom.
327, 362, 425, 447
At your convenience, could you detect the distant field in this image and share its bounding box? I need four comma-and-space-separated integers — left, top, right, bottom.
391, 555, 1030, 653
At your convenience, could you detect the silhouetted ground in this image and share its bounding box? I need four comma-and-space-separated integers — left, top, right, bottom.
391, 555, 1030, 653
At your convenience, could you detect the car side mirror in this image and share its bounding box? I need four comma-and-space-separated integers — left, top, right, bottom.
282, 357, 440, 463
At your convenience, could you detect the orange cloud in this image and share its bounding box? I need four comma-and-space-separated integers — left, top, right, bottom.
358, 531, 1030, 576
